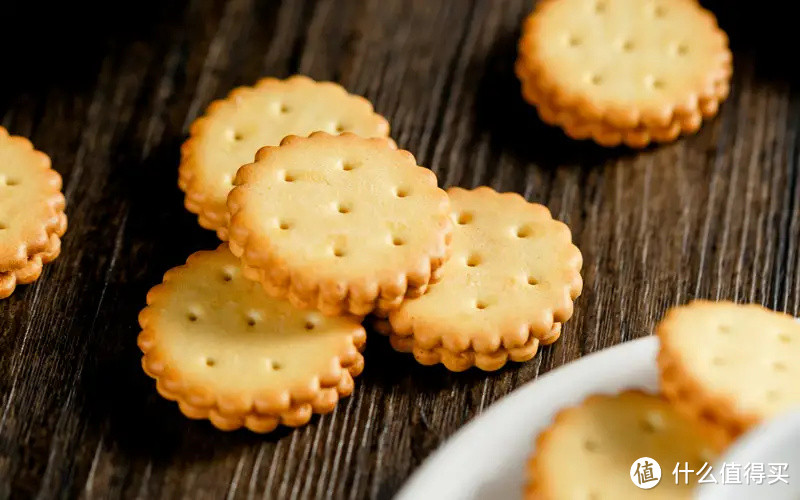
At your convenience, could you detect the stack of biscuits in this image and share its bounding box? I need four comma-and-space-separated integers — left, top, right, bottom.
137, 75, 584, 432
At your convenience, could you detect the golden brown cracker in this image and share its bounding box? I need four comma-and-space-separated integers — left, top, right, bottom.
526, 391, 723, 499
0, 127, 67, 298
137, 245, 366, 432
516, 0, 732, 147
226, 132, 453, 317
386, 323, 561, 372
384, 187, 582, 371
657, 300, 800, 439
179, 75, 390, 238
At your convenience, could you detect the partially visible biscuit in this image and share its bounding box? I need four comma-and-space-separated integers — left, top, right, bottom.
180, 75, 390, 238
526, 391, 723, 499
0, 223, 65, 297
384, 322, 561, 372
383, 187, 582, 371
527, 86, 705, 148
516, 0, 732, 147
0, 127, 67, 299
137, 245, 366, 433
657, 300, 800, 439
227, 132, 453, 317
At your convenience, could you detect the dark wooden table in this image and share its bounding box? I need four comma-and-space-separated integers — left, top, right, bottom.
1, 1, 798, 498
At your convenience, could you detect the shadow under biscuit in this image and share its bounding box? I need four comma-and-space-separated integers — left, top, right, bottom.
123, 139, 219, 266
79, 291, 293, 465
73, 138, 260, 459
361, 323, 553, 395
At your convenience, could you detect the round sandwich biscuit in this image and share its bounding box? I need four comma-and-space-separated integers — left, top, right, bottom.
137, 245, 366, 433
381, 186, 582, 372
226, 132, 453, 317
658, 300, 800, 440
0, 127, 67, 299
526, 391, 723, 499
378, 321, 562, 372
516, 0, 732, 147
180, 75, 390, 238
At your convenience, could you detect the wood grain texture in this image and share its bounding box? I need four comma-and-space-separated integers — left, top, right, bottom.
1, 0, 798, 498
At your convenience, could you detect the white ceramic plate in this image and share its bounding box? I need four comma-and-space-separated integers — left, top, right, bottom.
697, 410, 800, 500
396, 334, 800, 500
395, 336, 659, 500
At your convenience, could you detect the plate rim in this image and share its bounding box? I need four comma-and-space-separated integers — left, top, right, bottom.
395, 336, 659, 500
